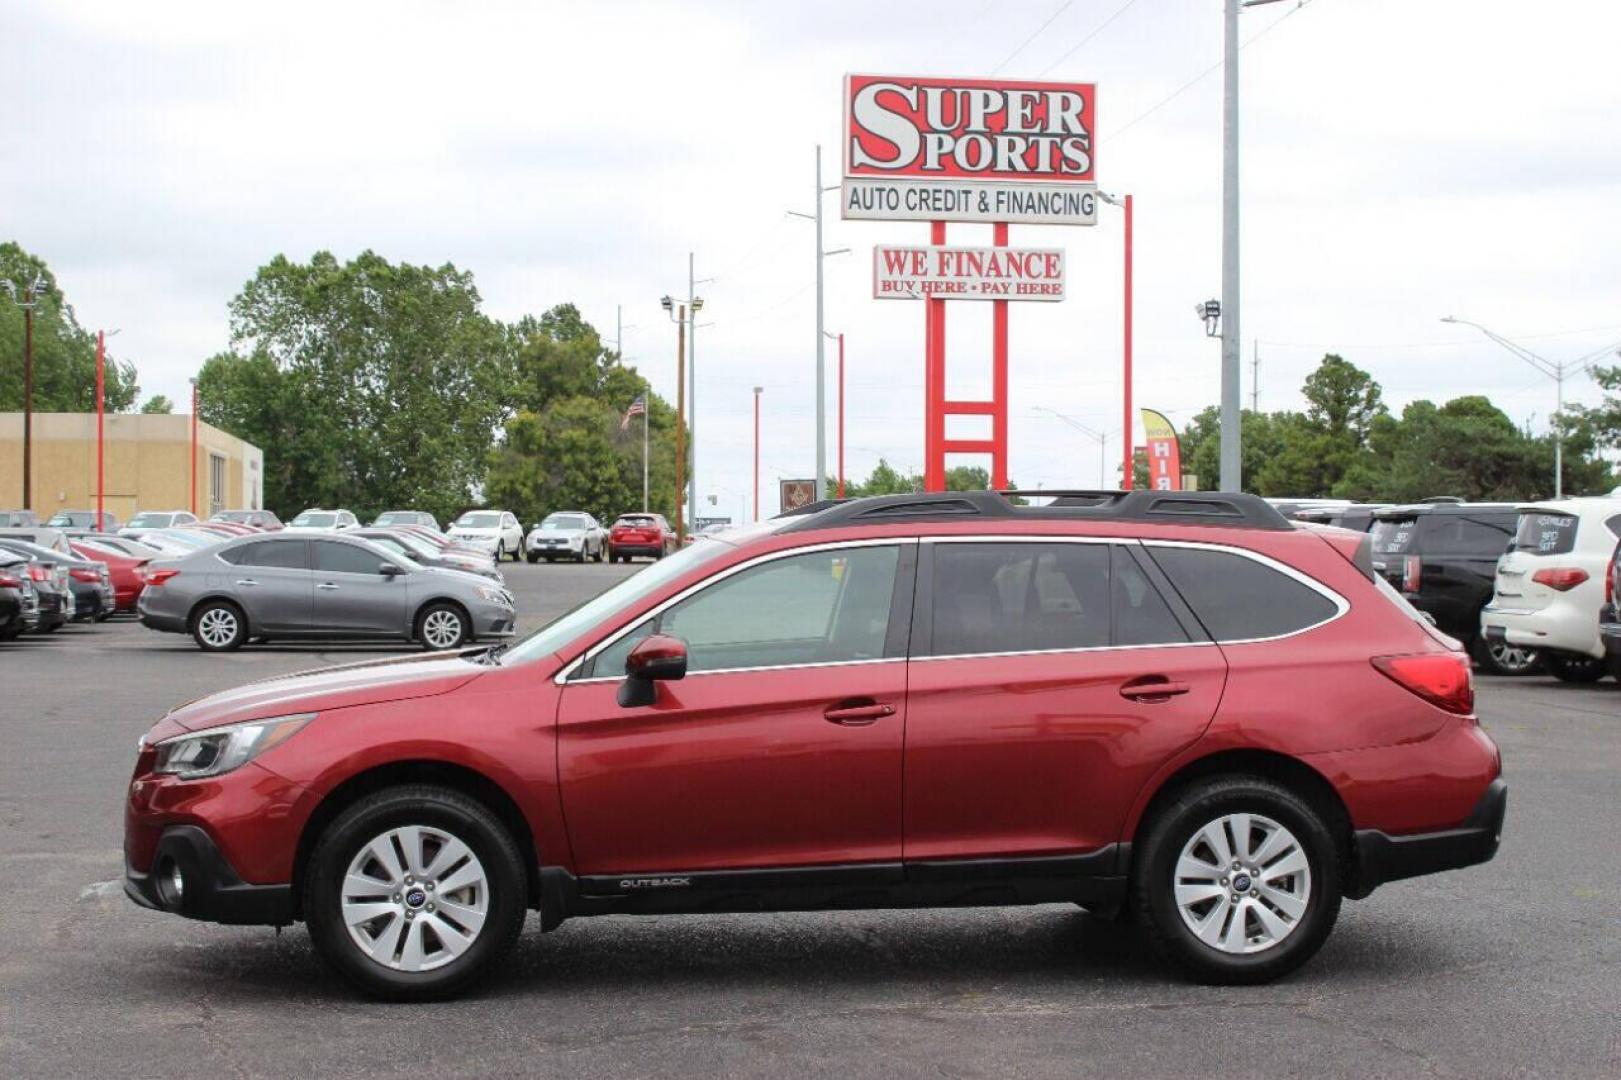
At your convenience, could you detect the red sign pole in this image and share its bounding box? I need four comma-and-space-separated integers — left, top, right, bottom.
96, 331, 105, 526
189, 378, 199, 516
1121, 194, 1134, 490
991, 222, 1010, 490
925, 221, 947, 492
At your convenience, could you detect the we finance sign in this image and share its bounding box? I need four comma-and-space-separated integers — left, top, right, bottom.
842, 74, 1098, 226
874, 245, 1065, 301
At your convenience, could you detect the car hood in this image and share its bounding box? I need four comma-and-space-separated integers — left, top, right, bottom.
162, 652, 485, 733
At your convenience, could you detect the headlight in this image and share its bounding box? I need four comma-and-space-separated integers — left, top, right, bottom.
476, 586, 514, 607
152, 714, 314, 780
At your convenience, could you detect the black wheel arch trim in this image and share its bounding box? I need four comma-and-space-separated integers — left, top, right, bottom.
1345, 776, 1506, 900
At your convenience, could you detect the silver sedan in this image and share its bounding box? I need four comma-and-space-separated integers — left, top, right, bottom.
136, 533, 516, 652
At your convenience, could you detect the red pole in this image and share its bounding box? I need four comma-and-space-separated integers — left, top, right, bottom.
837, 332, 846, 499
189, 379, 198, 516
96, 331, 105, 527
752, 387, 761, 522
992, 222, 1010, 490
1121, 194, 1135, 490
925, 220, 947, 492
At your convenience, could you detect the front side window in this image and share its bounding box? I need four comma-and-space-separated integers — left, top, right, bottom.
314, 541, 391, 575
590, 545, 902, 677
1147, 546, 1340, 642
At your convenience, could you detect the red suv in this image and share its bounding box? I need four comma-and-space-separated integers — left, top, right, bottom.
607, 513, 676, 562
124, 491, 1505, 999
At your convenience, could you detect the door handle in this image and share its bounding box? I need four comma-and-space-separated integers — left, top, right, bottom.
317, 582, 339, 590
1119, 677, 1192, 702
235, 579, 258, 587
823, 700, 895, 726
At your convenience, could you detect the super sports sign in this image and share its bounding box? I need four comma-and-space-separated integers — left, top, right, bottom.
842, 74, 1098, 226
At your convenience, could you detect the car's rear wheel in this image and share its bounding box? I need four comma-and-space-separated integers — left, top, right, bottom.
191, 600, 247, 651
1474, 636, 1540, 676
415, 602, 469, 651
1545, 654, 1607, 683
1133, 776, 1340, 984
525, 552, 538, 564
303, 785, 527, 1001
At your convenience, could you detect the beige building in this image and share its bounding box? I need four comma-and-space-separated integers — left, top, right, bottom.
0, 412, 263, 522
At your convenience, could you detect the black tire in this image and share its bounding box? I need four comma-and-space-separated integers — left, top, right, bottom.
302, 784, 528, 1002
190, 599, 248, 652
1132, 776, 1341, 985
1472, 636, 1541, 677
1545, 654, 1607, 683
575, 549, 586, 564
415, 601, 470, 652
593, 543, 604, 563
525, 552, 538, 564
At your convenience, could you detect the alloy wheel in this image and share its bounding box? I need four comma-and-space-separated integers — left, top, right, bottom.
1487, 640, 1538, 674
1173, 812, 1311, 955
196, 607, 238, 648
341, 826, 489, 973
421, 610, 464, 650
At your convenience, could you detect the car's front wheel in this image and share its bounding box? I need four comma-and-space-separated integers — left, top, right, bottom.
415, 602, 469, 651
191, 600, 248, 652
303, 785, 527, 1001
1544, 654, 1607, 683
1133, 776, 1340, 984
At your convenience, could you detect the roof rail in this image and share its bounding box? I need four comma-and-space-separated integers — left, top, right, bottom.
776, 489, 1293, 532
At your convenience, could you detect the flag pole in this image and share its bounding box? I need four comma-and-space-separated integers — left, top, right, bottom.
642, 391, 650, 513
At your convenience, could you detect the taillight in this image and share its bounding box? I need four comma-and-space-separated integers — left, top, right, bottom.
0, 573, 21, 588
1402, 555, 1422, 594
1531, 567, 1588, 591
28, 566, 48, 583
1372, 653, 1475, 716
69, 567, 100, 583
145, 569, 181, 587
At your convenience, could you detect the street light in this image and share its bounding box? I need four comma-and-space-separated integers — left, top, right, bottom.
96, 328, 122, 528
788, 144, 849, 502
1098, 192, 1134, 490
2, 274, 48, 510
753, 386, 763, 522
661, 296, 690, 540
1440, 316, 1614, 498
822, 330, 847, 498
1034, 407, 1110, 489
188, 377, 199, 517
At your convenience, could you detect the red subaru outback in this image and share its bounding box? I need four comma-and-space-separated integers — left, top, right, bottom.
125, 491, 1504, 999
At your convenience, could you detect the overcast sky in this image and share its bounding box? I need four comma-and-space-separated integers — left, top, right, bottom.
5, 0, 1620, 516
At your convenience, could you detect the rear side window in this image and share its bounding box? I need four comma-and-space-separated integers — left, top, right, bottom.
931, 542, 1112, 656
1426, 512, 1515, 558
1147, 546, 1340, 642
1370, 516, 1419, 556
1112, 545, 1191, 646
1514, 513, 1578, 556
233, 540, 309, 569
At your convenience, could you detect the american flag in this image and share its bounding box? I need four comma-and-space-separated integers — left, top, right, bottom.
619, 393, 646, 431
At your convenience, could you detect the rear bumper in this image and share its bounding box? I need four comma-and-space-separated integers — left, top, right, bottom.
1482, 605, 1604, 659
124, 825, 295, 925
611, 543, 663, 557
1347, 776, 1506, 900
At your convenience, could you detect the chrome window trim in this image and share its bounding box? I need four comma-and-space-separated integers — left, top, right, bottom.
552, 537, 918, 685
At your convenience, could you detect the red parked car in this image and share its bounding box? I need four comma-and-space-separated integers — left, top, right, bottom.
124, 491, 1504, 1000
70, 538, 152, 613
607, 512, 677, 562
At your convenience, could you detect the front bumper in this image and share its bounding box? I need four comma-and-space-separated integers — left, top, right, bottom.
124, 825, 295, 925
1347, 776, 1507, 900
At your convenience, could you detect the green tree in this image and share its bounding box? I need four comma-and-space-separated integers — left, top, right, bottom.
211, 251, 511, 521
1, 242, 139, 412
846, 459, 920, 497
139, 394, 173, 414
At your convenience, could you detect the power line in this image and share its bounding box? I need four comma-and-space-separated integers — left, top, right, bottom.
991, 0, 1075, 74
1108, 0, 1318, 142
1037, 0, 1144, 77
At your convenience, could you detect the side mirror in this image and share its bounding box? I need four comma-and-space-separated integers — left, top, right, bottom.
617, 634, 688, 707
380, 562, 404, 577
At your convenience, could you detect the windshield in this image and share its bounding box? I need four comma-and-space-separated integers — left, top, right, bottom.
374, 512, 414, 525
292, 512, 336, 527
380, 532, 440, 560
365, 537, 424, 569
128, 513, 171, 528
542, 514, 588, 530
46, 513, 83, 527
153, 530, 212, 549
500, 539, 732, 665
456, 513, 502, 528
212, 511, 252, 523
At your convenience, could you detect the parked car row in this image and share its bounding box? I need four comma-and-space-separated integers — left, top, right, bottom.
1274, 494, 1621, 683
0, 527, 117, 639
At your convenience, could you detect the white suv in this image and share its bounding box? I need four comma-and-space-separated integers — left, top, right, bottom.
1482, 497, 1621, 683
449, 509, 524, 561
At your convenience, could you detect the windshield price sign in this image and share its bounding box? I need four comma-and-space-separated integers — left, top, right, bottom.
843, 74, 1097, 225
874, 245, 1065, 301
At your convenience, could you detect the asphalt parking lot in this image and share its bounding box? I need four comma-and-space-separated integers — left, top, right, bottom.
1, 560, 1618, 1078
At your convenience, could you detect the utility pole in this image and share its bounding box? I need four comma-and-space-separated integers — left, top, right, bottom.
189, 378, 199, 517
3, 277, 45, 509
1220, 0, 1242, 492
688, 253, 698, 527
97, 331, 105, 527
1440, 316, 1617, 498
814, 146, 827, 501
1251, 340, 1260, 412
753, 386, 763, 522
675, 307, 685, 538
